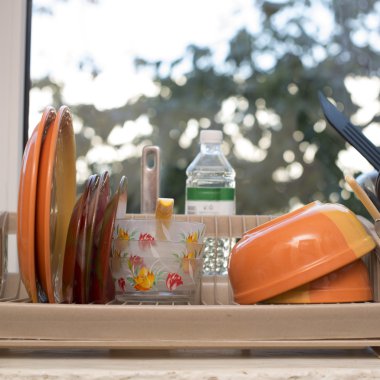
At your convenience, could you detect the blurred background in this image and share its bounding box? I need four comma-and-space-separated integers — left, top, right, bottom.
29, 0, 380, 216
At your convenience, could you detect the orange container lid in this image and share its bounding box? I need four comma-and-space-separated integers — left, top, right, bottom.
263, 259, 373, 304
228, 202, 375, 304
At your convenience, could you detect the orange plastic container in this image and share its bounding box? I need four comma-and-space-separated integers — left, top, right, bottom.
228, 202, 375, 304
263, 259, 373, 304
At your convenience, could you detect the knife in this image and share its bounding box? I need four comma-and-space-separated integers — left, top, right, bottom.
318, 91, 380, 171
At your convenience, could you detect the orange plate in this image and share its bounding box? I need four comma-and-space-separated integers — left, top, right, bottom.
17, 107, 56, 303
36, 106, 76, 303
228, 201, 376, 304
263, 260, 373, 304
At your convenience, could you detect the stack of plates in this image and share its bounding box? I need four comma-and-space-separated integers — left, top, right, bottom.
17, 106, 76, 303
61, 174, 128, 304
17, 105, 129, 304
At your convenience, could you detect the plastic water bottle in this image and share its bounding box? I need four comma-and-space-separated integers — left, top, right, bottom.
185, 130, 236, 275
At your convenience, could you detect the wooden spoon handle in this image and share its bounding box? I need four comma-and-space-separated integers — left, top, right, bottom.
345, 174, 380, 221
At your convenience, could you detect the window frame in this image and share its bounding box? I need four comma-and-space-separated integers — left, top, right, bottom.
0, 0, 29, 212
0, 0, 30, 271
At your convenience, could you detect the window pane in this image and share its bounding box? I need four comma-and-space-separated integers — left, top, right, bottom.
29, 0, 380, 215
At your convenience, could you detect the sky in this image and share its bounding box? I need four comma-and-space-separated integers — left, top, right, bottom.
30, 0, 335, 121
30, 0, 261, 124
29, 0, 380, 180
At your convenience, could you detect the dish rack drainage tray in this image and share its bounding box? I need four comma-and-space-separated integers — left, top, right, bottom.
1, 211, 380, 350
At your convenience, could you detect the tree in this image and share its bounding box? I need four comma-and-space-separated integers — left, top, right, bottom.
31, 0, 380, 217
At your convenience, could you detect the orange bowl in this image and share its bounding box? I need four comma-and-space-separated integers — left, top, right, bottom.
228, 202, 375, 304
263, 259, 372, 304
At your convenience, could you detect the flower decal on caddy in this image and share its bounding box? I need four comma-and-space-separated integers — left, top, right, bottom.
115, 249, 199, 293
181, 251, 196, 275
123, 255, 158, 291
116, 226, 137, 240
166, 273, 183, 291
113, 227, 202, 297
132, 266, 156, 291
118, 277, 126, 292
138, 232, 155, 250
185, 231, 198, 243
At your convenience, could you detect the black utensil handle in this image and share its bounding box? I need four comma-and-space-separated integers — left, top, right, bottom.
319, 91, 380, 171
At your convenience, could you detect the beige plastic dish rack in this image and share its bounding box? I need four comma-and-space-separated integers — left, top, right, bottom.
1, 211, 380, 350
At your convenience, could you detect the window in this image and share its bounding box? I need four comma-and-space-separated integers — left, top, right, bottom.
28, 0, 380, 218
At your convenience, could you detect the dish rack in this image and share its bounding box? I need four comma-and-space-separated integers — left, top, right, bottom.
1, 211, 380, 350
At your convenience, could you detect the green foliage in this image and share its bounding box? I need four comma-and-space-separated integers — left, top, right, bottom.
32, 0, 380, 218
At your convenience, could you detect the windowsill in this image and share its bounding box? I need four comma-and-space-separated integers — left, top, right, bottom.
0, 348, 379, 378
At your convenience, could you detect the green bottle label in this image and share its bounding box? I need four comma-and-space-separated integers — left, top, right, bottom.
186, 187, 235, 201
186, 188, 235, 215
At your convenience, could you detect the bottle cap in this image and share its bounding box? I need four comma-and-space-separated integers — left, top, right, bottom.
200, 130, 223, 144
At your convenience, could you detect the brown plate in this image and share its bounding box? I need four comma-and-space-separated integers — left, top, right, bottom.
91, 176, 127, 303
17, 107, 56, 303
86, 172, 110, 303
73, 174, 99, 304
62, 193, 86, 303
36, 106, 76, 303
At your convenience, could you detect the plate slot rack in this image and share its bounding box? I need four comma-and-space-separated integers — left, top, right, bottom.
1, 211, 380, 350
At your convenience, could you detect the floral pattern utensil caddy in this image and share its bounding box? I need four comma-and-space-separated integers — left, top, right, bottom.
112, 219, 205, 303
